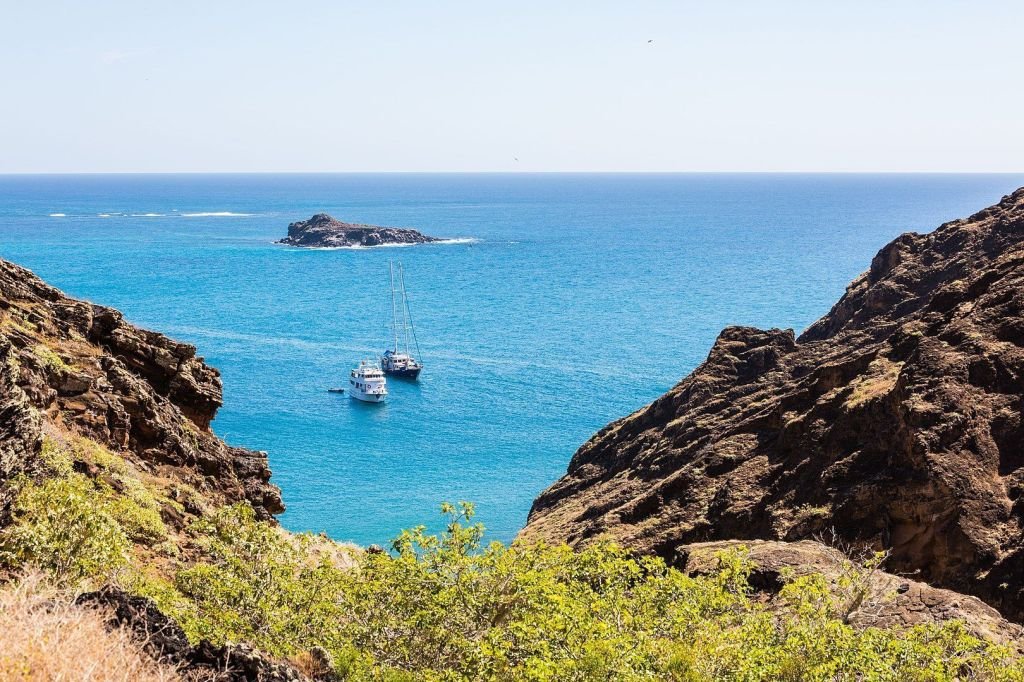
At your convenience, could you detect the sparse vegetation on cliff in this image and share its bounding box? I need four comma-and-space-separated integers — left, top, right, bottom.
3, 466, 1023, 681
1, 473, 130, 582
30, 343, 70, 374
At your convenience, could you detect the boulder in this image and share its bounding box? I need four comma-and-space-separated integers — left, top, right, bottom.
675, 539, 1024, 647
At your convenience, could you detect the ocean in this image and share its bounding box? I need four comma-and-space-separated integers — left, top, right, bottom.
1, 173, 1021, 545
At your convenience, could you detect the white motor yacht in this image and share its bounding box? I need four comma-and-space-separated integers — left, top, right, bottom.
349, 359, 388, 403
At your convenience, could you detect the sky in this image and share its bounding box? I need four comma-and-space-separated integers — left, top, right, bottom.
1, 1, 1022, 173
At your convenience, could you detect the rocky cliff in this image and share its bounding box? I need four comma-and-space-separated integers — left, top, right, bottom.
524, 187, 1024, 622
0, 259, 283, 522
277, 213, 440, 248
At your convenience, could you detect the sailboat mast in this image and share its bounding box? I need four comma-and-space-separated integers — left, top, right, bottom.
399, 263, 423, 361
399, 263, 413, 355
389, 261, 400, 353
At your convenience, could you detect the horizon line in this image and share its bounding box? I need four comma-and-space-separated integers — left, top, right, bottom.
3, 170, 1024, 177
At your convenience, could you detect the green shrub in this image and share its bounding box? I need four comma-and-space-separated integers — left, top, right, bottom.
31, 344, 69, 374
39, 435, 74, 476
5, 470, 1022, 681
45, 436, 168, 545
105, 490, 167, 545
141, 502, 1024, 681
0, 474, 129, 582
156, 504, 363, 675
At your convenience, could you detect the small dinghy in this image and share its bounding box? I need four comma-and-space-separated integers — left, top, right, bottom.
326, 387, 345, 394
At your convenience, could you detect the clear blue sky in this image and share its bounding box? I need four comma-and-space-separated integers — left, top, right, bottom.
2, 1, 1022, 173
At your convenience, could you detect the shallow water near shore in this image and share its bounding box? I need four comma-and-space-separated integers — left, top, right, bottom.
1, 173, 1021, 545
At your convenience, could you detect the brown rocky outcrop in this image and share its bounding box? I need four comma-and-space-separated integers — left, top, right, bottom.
277, 213, 440, 248
524, 187, 1024, 622
0, 258, 283, 519
0, 336, 42, 520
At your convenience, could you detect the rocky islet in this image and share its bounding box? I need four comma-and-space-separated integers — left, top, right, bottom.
276, 213, 440, 248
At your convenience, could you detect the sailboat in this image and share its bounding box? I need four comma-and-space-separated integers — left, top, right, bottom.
381, 261, 423, 379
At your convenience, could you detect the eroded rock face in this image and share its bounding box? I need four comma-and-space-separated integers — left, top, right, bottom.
675, 540, 1024, 647
0, 336, 42, 520
0, 259, 283, 519
524, 187, 1024, 621
277, 213, 440, 248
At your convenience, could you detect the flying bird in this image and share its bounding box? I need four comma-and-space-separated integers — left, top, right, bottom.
647, 39, 654, 43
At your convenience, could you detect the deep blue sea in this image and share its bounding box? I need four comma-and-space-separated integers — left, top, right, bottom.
1, 173, 1021, 545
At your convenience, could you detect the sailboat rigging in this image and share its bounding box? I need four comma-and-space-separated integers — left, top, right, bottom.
381, 261, 423, 379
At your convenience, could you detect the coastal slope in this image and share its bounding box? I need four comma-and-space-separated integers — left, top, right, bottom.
524, 187, 1024, 621
277, 213, 439, 248
0, 259, 283, 521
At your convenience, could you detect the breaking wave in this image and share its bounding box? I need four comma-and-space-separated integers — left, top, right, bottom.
180, 211, 253, 217
275, 237, 479, 250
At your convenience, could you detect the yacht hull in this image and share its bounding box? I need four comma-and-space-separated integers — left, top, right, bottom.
350, 391, 386, 403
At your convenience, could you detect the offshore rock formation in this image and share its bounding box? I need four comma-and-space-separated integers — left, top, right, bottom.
0, 259, 283, 520
524, 188, 1024, 622
277, 213, 440, 248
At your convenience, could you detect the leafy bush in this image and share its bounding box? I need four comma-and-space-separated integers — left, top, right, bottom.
0, 474, 130, 582
139, 503, 1024, 681
38, 435, 169, 545
106, 489, 167, 545
31, 344, 70, 374
167, 505, 356, 662
1, 435, 169, 582
40, 434, 75, 476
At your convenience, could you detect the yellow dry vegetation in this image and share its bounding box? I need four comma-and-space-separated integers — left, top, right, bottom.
0, 572, 181, 682
845, 357, 903, 408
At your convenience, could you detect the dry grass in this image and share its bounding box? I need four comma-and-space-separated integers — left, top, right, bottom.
0, 572, 181, 682
296, 530, 361, 570
844, 357, 903, 408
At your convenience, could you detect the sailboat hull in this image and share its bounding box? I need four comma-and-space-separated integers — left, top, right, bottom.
384, 366, 422, 379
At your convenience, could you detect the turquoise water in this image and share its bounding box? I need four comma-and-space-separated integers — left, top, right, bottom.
1, 173, 1021, 545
